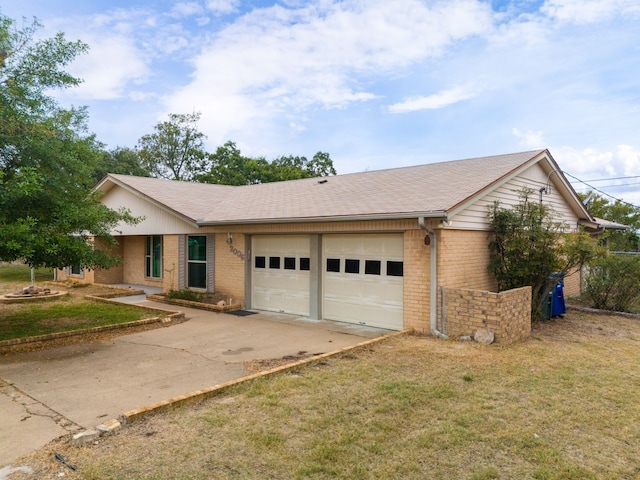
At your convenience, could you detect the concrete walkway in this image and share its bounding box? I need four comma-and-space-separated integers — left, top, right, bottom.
0, 293, 389, 467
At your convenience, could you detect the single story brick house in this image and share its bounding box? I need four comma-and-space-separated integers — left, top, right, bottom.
59, 149, 598, 338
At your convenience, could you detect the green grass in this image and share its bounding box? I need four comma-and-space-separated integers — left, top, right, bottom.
0, 264, 163, 342
0, 264, 52, 283
0, 299, 158, 341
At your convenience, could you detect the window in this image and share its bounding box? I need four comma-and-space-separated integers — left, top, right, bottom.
345, 259, 360, 274
187, 235, 207, 289
300, 257, 310, 271
146, 236, 162, 278
326, 258, 341, 272
365, 260, 381, 275
284, 257, 296, 270
387, 261, 404, 277
70, 264, 82, 276
255, 256, 266, 269
269, 256, 281, 269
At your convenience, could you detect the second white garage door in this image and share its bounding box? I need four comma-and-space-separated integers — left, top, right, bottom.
323, 234, 404, 330
252, 235, 310, 316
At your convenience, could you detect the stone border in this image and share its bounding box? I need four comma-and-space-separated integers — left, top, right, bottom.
0, 291, 69, 304
566, 304, 640, 319
146, 293, 241, 313
0, 296, 184, 349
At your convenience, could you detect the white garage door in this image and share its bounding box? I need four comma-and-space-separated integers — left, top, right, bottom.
323, 234, 404, 330
252, 235, 310, 316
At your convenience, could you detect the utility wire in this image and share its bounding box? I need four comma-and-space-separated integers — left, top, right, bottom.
580, 175, 640, 182
564, 171, 640, 209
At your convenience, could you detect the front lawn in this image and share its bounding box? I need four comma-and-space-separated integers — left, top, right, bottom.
0, 264, 167, 342
16, 310, 640, 479
0, 299, 162, 342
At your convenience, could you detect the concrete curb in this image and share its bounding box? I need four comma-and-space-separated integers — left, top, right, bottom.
566, 304, 640, 319
113, 329, 410, 427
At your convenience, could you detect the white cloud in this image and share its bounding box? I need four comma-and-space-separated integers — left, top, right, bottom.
541, 0, 640, 24
67, 34, 150, 100
512, 128, 545, 150
205, 0, 240, 15
166, 0, 493, 140
389, 85, 479, 113
617, 145, 640, 176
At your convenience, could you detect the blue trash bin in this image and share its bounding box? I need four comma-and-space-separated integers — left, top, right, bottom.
550, 273, 566, 317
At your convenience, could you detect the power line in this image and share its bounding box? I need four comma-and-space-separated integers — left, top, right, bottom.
564, 171, 640, 209
581, 175, 640, 182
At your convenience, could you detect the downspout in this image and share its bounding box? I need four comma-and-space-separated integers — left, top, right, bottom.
418, 217, 448, 339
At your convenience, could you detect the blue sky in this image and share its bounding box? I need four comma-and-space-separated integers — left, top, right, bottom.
2, 0, 640, 205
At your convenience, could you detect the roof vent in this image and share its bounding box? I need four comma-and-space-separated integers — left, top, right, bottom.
317, 179, 328, 184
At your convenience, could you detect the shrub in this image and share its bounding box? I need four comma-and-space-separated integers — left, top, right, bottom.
165, 288, 203, 302
584, 254, 640, 313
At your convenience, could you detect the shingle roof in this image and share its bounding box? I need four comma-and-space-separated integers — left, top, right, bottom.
101, 149, 547, 224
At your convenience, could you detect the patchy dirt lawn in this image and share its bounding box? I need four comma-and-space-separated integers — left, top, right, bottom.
6, 310, 640, 480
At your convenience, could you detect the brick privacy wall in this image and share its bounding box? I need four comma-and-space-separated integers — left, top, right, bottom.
215, 233, 246, 307
437, 229, 498, 291
442, 286, 531, 345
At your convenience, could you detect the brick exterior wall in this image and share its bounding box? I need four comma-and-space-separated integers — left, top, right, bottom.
442, 286, 531, 345
214, 233, 246, 307
403, 228, 431, 333
437, 229, 497, 291
162, 235, 179, 291
93, 237, 123, 284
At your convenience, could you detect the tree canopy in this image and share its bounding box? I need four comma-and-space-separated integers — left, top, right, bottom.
195, 141, 336, 185
137, 112, 208, 181
0, 15, 136, 270
579, 191, 640, 251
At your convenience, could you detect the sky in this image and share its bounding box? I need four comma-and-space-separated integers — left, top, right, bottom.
2, 0, 640, 206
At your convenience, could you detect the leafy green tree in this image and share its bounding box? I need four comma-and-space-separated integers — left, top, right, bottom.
197, 141, 337, 185
137, 112, 208, 181
579, 191, 640, 251
488, 189, 599, 318
90, 146, 148, 184
196, 141, 270, 185
0, 14, 137, 271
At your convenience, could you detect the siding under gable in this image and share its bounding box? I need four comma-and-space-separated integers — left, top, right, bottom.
447, 163, 581, 232
101, 187, 199, 235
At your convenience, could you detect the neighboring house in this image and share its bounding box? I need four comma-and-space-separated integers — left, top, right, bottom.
59, 149, 596, 336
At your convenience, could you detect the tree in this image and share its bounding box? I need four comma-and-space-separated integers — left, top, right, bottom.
90, 146, 149, 184
137, 112, 208, 181
197, 141, 337, 185
0, 14, 137, 271
488, 189, 599, 318
579, 191, 640, 251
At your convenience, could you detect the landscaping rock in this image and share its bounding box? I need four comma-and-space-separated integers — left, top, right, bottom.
474, 327, 495, 344
72, 430, 100, 445
96, 419, 121, 435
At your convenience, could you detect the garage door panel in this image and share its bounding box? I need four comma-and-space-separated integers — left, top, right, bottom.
323, 234, 404, 330
252, 235, 310, 316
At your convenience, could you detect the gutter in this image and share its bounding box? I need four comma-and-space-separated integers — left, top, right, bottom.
418, 216, 448, 339
196, 211, 449, 227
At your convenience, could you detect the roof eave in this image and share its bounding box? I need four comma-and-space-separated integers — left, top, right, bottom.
196, 211, 449, 227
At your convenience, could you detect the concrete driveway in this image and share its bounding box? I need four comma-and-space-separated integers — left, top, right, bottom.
0, 297, 389, 467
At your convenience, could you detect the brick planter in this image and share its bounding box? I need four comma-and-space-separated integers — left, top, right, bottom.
146, 294, 241, 313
